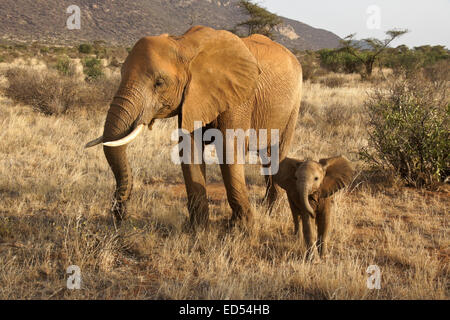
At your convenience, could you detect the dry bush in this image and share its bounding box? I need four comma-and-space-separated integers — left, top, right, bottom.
322, 103, 354, 127
109, 56, 123, 68
5, 67, 82, 115
81, 75, 121, 110
319, 75, 346, 88
298, 101, 319, 119
423, 60, 450, 83
0, 50, 19, 63
4, 67, 119, 115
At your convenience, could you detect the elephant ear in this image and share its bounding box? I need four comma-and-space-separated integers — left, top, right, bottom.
273, 158, 300, 191
180, 26, 260, 132
319, 156, 354, 197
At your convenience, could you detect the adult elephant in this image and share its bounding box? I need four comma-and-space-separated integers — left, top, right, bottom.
86, 26, 302, 229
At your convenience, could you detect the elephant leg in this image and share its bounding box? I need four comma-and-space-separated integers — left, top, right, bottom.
263, 109, 297, 213
219, 163, 254, 228
181, 162, 209, 227
263, 175, 283, 214
179, 124, 209, 227
287, 194, 300, 236
300, 212, 315, 260
316, 199, 331, 258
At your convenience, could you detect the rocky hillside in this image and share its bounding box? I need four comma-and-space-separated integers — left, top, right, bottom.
0, 0, 341, 50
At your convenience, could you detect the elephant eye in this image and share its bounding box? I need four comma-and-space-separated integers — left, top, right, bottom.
154, 77, 165, 88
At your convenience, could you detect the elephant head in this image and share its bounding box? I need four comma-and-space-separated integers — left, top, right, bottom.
85, 26, 259, 219
295, 156, 353, 218
276, 156, 353, 219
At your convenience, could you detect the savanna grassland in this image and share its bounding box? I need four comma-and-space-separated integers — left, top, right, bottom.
0, 45, 448, 300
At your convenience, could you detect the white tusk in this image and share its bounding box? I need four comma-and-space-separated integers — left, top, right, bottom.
85, 136, 104, 148
103, 124, 145, 147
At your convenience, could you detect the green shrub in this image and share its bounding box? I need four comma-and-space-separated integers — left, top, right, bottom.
415, 45, 449, 66
55, 56, 75, 76
382, 45, 450, 77
341, 52, 364, 74
318, 49, 341, 73
295, 50, 320, 81
318, 49, 363, 74
52, 47, 67, 55
360, 75, 449, 187
13, 44, 28, 50
78, 43, 93, 54
384, 50, 424, 76
40, 46, 50, 54
82, 57, 104, 80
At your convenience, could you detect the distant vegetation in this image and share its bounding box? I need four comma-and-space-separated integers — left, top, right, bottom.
234, 0, 282, 39
55, 55, 75, 77
78, 43, 94, 54
295, 43, 449, 82
82, 57, 104, 81
338, 30, 408, 78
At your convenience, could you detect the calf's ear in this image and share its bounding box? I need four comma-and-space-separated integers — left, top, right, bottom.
319, 156, 353, 197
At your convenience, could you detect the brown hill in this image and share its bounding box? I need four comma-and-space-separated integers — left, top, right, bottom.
0, 0, 341, 50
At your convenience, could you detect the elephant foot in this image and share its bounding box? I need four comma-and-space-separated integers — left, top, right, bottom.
262, 184, 282, 215
228, 208, 254, 232
188, 209, 210, 231
264, 201, 276, 216
111, 200, 128, 228
187, 196, 210, 230
304, 247, 317, 262
184, 219, 209, 233
318, 244, 328, 259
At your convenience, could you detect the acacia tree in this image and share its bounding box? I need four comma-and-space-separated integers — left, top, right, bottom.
236, 0, 282, 39
341, 29, 408, 78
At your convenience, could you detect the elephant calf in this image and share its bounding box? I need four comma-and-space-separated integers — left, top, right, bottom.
274, 156, 354, 258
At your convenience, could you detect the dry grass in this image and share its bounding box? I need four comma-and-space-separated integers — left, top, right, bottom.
0, 60, 448, 300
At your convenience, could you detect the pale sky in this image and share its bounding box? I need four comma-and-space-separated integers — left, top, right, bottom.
262, 0, 450, 48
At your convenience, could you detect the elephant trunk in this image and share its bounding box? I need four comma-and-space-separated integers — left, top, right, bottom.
298, 183, 316, 219
102, 93, 143, 205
